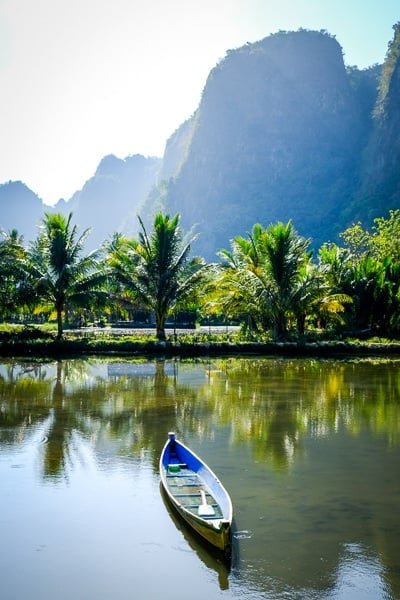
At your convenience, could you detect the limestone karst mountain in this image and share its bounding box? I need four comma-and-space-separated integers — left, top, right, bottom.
2, 26, 400, 259
144, 29, 385, 258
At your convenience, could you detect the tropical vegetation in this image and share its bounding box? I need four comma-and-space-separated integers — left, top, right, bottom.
0, 209, 399, 346
204, 221, 351, 339
7, 213, 108, 339
106, 213, 208, 340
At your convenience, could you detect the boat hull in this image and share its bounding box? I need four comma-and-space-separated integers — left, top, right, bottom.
160, 433, 232, 553
166, 494, 231, 551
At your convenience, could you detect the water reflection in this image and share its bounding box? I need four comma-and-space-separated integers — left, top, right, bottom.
2, 357, 400, 475
1, 357, 400, 599
0, 359, 197, 479
203, 357, 400, 467
160, 484, 231, 591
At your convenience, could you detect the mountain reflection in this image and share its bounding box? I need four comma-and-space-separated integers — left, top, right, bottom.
0, 357, 399, 479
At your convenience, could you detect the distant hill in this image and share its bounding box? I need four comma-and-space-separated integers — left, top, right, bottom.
0, 155, 161, 247
53, 154, 161, 249
0, 181, 44, 242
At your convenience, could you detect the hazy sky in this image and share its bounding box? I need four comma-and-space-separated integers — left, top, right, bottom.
1, 0, 399, 205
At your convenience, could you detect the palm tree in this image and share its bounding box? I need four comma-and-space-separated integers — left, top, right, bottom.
290, 261, 352, 334
28, 212, 107, 339
205, 230, 271, 334
207, 221, 346, 339
0, 229, 27, 317
214, 221, 311, 338
344, 255, 399, 334
319, 239, 400, 335
258, 221, 311, 338
108, 213, 207, 341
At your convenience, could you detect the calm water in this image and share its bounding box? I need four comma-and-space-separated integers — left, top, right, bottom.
0, 356, 399, 600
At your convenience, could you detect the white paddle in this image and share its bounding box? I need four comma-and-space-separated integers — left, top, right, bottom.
198, 489, 215, 516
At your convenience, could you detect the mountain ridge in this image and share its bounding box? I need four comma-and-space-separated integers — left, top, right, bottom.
1, 26, 399, 258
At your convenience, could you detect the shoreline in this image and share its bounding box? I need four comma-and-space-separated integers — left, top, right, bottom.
1, 337, 400, 360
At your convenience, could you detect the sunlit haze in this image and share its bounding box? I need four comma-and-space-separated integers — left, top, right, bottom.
0, 0, 399, 205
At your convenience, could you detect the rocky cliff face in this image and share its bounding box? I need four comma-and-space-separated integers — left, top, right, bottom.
148, 30, 379, 258
356, 23, 400, 220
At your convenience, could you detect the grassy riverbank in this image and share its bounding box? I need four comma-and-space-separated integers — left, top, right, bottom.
1, 324, 400, 359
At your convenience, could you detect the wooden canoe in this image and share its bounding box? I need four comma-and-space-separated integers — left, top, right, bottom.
160, 432, 233, 553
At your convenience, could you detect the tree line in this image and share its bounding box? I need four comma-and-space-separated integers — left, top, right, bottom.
0, 210, 399, 341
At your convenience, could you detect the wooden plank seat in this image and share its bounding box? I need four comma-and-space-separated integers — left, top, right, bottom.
173, 492, 212, 497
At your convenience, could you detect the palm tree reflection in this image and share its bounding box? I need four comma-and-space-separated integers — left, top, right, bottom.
1, 356, 399, 599
160, 484, 231, 590
1, 357, 399, 478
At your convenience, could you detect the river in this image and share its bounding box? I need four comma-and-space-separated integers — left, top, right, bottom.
0, 356, 399, 599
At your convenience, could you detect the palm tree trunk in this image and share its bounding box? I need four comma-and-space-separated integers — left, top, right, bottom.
156, 312, 166, 341
273, 311, 287, 340
296, 313, 306, 335
56, 305, 63, 340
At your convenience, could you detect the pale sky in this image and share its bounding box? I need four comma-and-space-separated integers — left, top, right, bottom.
0, 0, 399, 205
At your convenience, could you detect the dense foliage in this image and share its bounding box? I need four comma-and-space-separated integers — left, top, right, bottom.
1, 210, 399, 341
205, 221, 350, 339
319, 210, 400, 335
